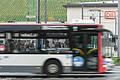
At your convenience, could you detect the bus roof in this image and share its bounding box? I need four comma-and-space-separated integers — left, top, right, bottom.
0, 23, 102, 27
0, 23, 102, 32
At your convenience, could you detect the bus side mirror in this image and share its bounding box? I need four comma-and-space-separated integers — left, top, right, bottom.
112, 35, 118, 51
112, 37, 116, 42
112, 35, 118, 42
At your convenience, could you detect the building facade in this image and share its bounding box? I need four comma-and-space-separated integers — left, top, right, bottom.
64, 1, 118, 35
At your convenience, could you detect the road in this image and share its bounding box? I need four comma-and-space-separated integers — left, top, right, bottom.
0, 66, 120, 80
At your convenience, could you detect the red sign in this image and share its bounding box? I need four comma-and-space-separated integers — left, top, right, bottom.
105, 11, 116, 19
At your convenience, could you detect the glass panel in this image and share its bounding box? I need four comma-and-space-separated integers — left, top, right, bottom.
102, 32, 114, 57
40, 39, 70, 53
4, 32, 39, 53
41, 26, 69, 30
5, 39, 38, 53
12, 33, 19, 37
0, 33, 5, 37
46, 33, 67, 37
72, 33, 98, 70
12, 33, 38, 38
0, 39, 4, 44
86, 34, 98, 69
72, 35, 84, 49
72, 34, 98, 53
20, 33, 38, 37
14, 39, 37, 52
86, 35, 98, 49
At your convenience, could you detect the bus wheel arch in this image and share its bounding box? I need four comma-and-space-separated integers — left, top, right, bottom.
43, 58, 62, 77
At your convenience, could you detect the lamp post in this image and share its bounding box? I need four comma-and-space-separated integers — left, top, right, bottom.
118, 0, 120, 57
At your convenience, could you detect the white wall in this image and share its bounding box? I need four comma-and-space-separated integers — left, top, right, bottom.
67, 8, 82, 23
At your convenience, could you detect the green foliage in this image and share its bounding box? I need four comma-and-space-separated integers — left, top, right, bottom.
112, 57, 120, 65
0, 0, 28, 22
0, 0, 109, 22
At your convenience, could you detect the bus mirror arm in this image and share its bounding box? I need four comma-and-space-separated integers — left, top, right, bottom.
112, 37, 116, 43
112, 35, 118, 43
112, 35, 118, 51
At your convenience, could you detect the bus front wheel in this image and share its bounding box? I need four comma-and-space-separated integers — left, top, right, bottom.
44, 60, 62, 77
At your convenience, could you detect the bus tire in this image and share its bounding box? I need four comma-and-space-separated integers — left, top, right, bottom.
43, 60, 62, 77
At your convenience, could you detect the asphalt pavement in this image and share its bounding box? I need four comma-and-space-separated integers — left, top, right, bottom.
0, 66, 120, 80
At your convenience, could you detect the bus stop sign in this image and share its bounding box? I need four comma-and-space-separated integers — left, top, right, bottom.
105, 11, 116, 19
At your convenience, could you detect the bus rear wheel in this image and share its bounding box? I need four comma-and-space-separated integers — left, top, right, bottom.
44, 60, 62, 77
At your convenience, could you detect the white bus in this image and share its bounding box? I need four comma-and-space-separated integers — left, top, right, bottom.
0, 23, 115, 76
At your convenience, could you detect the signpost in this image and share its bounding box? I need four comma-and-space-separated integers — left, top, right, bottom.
44, 0, 48, 23
118, 0, 120, 57
36, 0, 40, 23
89, 9, 101, 24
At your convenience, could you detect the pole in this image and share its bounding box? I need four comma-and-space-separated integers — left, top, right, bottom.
115, 16, 117, 36
44, 0, 48, 23
99, 10, 101, 24
115, 13, 117, 54
36, 0, 40, 23
81, 3, 84, 20
118, 0, 120, 57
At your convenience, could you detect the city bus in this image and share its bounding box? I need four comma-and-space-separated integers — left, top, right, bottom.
0, 23, 115, 76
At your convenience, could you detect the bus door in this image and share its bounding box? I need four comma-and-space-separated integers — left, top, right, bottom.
71, 32, 98, 71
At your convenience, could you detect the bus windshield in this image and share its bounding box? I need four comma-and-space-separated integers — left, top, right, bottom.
71, 33, 98, 55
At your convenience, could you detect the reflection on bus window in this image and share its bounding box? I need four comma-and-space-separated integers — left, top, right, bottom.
87, 35, 98, 49
41, 39, 69, 51
72, 35, 83, 49
102, 32, 114, 57
0, 39, 6, 52
3, 32, 39, 53
11, 39, 37, 53
72, 34, 98, 49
